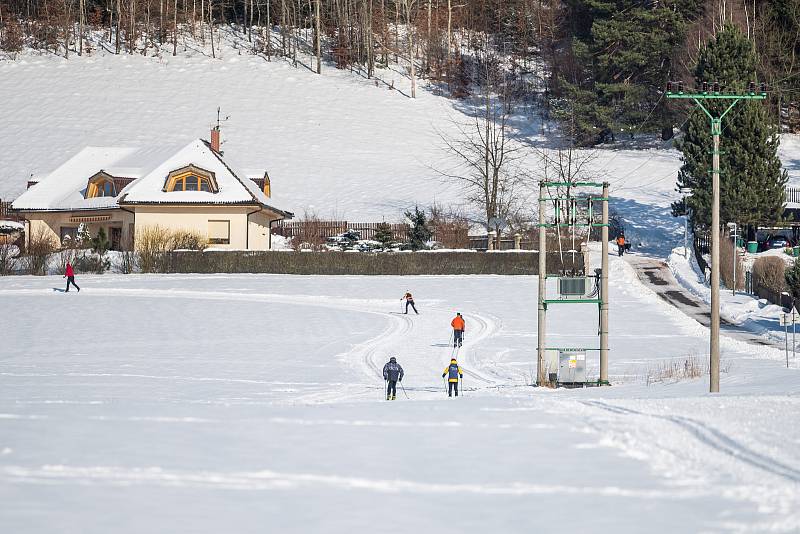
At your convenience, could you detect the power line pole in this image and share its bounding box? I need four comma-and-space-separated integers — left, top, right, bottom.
537, 181, 547, 386
600, 181, 609, 385
666, 81, 767, 393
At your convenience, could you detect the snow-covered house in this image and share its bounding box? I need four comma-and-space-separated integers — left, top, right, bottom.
12, 132, 292, 250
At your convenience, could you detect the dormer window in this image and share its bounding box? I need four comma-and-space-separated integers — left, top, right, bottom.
163, 165, 218, 193
85, 172, 118, 198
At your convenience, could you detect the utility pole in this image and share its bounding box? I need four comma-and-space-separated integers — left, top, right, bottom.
667, 81, 767, 393
600, 182, 609, 385
537, 181, 547, 386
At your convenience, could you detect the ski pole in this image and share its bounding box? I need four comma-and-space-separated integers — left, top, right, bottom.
400, 381, 409, 399
443, 377, 447, 395
460, 376, 464, 397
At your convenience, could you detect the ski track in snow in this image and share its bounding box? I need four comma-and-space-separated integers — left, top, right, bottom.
0, 464, 715, 499
0, 285, 512, 403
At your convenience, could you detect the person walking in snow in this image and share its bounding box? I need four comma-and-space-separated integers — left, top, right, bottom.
616, 234, 626, 257
442, 358, 463, 397
451, 312, 465, 348
64, 261, 80, 292
382, 356, 404, 400
401, 291, 418, 314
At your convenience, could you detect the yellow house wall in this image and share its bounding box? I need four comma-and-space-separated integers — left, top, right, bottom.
22, 210, 134, 249
132, 206, 278, 250
248, 209, 278, 250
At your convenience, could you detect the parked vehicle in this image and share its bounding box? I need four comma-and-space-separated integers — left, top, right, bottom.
760, 234, 793, 251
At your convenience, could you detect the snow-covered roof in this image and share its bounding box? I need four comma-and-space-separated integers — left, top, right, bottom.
12, 147, 139, 211
12, 140, 292, 218
0, 219, 24, 232
120, 140, 290, 216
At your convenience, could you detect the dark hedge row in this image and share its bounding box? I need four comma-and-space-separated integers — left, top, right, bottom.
157, 250, 583, 275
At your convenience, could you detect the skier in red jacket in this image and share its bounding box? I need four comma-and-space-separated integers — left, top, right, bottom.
64, 261, 80, 292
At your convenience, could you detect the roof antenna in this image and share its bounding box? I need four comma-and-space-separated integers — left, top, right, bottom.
211, 107, 230, 154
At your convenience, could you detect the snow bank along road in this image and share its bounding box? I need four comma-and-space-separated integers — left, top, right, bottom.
1, 260, 799, 533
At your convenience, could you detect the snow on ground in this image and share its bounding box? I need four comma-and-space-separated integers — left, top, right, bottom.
1, 250, 799, 532
667, 244, 800, 352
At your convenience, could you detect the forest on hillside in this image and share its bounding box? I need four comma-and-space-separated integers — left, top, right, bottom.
0, 0, 798, 144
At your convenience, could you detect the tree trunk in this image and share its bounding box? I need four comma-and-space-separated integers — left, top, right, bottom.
315, 0, 321, 73
173, 0, 178, 55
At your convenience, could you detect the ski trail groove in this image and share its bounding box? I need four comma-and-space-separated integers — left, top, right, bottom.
582, 401, 800, 483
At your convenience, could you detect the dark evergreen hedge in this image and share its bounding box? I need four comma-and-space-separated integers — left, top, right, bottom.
158, 250, 583, 275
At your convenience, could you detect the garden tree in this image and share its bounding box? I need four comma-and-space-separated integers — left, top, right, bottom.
373, 221, 394, 249
405, 206, 432, 250
785, 256, 800, 304
438, 45, 527, 228
672, 24, 787, 238
91, 227, 110, 258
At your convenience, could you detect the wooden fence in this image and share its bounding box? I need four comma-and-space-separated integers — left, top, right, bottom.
0, 200, 22, 221
272, 220, 410, 241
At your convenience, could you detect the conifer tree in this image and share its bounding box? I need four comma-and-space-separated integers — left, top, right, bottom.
673, 25, 787, 237
374, 222, 394, 250
405, 207, 432, 251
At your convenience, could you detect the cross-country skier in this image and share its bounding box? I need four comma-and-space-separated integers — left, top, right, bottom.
401, 291, 418, 314
442, 358, 463, 397
382, 356, 404, 400
616, 234, 626, 257
451, 312, 465, 348
64, 261, 80, 292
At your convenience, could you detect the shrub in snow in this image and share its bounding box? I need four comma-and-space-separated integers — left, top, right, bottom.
0, 244, 19, 275
753, 256, 788, 296
720, 230, 744, 291
23, 226, 56, 275
785, 258, 800, 305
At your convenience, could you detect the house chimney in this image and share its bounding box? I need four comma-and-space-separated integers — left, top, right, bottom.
210, 127, 221, 153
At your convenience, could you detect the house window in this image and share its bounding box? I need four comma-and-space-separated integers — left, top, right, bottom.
208, 220, 230, 245
85, 176, 117, 198
164, 167, 217, 193
168, 174, 213, 192
60, 226, 79, 244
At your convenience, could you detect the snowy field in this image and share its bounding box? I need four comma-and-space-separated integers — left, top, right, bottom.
1, 252, 799, 533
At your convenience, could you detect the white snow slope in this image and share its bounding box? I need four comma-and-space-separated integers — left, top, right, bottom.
5, 30, 797, 229
1, 251, 799, 533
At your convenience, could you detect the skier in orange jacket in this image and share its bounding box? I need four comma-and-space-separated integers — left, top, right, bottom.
616, 234, 626, 257
451, 312, 465, 348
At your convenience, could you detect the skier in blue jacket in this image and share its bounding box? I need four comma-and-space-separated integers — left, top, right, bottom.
383, 357, 404, 400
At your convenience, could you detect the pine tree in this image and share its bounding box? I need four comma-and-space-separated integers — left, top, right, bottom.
673, 25, 787, 236
91, 227, 110, 258
374, 222, 394, 250
405, 207, 432, 251
556, 0, 701, 145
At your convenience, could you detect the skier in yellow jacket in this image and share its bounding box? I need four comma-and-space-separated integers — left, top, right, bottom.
442, 358, 463, 397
